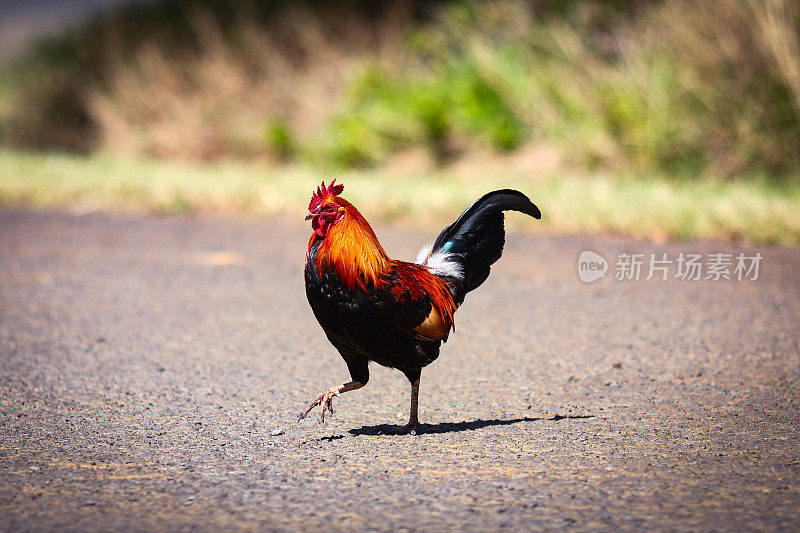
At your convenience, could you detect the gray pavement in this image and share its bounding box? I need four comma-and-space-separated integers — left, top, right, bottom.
1, 209, 799, 531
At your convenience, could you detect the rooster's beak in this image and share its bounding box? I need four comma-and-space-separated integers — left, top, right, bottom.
305, 212, 318, 221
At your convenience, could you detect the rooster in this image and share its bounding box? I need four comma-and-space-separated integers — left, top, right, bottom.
298, 180, 541, 434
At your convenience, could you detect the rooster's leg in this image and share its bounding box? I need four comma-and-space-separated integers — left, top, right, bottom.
297, 381, 365, 422
383, 377, 421, 435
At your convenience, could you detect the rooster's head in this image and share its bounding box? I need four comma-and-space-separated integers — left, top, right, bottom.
306, 179, 346, 238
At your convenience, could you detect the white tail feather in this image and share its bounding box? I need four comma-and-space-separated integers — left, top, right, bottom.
415, 243, 464, 279
415, 242, 433, 265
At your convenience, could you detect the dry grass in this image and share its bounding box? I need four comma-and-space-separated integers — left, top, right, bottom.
642, 0, 800, 175
85, 6, 408, 160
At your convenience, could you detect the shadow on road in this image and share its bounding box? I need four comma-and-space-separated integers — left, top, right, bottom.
348, 414, 594, 436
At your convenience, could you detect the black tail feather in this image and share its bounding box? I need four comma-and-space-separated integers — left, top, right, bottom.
430, 190, 540, 303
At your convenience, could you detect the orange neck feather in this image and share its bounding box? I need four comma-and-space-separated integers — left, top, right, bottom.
310, 197, 457, 334
314, 199, 390, 291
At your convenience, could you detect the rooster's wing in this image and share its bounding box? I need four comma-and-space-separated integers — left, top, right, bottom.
371, 261, 456, 343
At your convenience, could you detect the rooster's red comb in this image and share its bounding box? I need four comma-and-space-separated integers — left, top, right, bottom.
309, 179, 344, 211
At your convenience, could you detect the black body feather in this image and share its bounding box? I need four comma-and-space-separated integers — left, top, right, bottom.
305, 239, 441, 384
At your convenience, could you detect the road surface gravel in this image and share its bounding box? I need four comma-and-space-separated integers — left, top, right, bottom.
1, 209, 799, 531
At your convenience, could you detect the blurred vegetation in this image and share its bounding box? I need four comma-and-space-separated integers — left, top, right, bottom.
3, 148, 798, 245
1, 0, 798, 181
0, 0, 799, 244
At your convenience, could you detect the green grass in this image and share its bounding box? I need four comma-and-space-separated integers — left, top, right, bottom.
1, 149, 798, 246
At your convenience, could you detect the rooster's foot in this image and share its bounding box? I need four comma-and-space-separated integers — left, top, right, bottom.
297, 387, 340, 423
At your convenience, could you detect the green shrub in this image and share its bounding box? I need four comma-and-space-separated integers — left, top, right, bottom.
263, 121, 295, 160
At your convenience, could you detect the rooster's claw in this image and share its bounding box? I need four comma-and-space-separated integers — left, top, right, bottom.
297, 387, 341, 423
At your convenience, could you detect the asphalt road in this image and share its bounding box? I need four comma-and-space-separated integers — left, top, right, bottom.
1, 209, 799, 531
